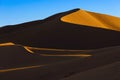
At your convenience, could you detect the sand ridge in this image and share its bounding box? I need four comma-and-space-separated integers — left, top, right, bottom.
0, 42, 15, 46
0, 65, 44, 73
23, 46, 34, 53
0, 42, 34, 54
61, 9, 120, 31
0, 9, 119, 80
0, 9, 120, 49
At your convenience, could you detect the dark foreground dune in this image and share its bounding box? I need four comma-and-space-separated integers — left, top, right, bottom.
0, 45, 119, 80
62, 62, 119, 80
0, 43, 89, 69
0, 45, 41, 69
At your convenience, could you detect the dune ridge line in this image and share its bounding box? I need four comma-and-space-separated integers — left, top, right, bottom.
61, 9, 120, 31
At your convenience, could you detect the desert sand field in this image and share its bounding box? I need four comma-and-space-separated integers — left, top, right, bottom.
0, 9, 119, 80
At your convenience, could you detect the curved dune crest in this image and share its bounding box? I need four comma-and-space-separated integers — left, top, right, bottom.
61, 9, 120, 31
23, 46, 34, 53
0, 42, 35, 54
0, 42, 15, 46
0, 9, 120, 49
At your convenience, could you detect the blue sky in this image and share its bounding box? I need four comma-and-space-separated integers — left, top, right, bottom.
0, 0, 120, 27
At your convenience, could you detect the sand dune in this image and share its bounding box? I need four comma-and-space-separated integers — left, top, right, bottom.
0, 42, 88, 70
62, 62, 119, 80
0, 46, 119, 80
0, 9, 119, 80
0, 9, 120, 49
61, 9, 120, 31
0, 44, 39, 69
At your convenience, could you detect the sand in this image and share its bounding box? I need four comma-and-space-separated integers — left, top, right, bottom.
0, 8, 119, 80
61, 9, 120, 31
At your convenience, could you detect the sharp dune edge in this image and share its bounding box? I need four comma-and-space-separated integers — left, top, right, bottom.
0, 9, 120, 49
0, 42, 34, 53
0, 42, 15, 46
0, 9, 119, 80
24, 46, 34, 53
61, 9, 120, 31
0, 65, 44, 73
0, 42, 92, 69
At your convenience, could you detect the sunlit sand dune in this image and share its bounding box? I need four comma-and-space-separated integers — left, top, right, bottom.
0, 9, 119, 80
0, 9, 120, 49
61, 9, 120, 31
88, 11, 120, 30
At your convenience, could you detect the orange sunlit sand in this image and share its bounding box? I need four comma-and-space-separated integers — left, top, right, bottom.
0, 65, 44, 73
0, 42, 15, 46
40, 54, 91, 57
23, 46, 34, 53
61, 9, 120, 31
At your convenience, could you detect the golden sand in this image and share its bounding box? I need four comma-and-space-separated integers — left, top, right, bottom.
0, 65, 44, 73
27, 46, 90, 52
0, 42, 15, 46
61, 10, 120, 31
23, 46, 34, 53
40, 54, 92, 57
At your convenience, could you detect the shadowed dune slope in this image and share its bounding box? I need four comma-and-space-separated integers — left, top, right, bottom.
0, 46, 119, 80
0, 9, 120, 49
0, 43, 87, 69
62, 62, 119, 80
0, 9, 79, 35
0, 45, 40, 68
0, 9, 119, 80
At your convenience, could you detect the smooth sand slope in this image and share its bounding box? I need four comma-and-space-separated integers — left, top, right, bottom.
0, 42, 90, 69
0, 44, 40, 69
0, 46, 119, 80
0, 9, 119, 80
61, 9, 120, 31
0, 9, 120, 49
62, 62, 120, 80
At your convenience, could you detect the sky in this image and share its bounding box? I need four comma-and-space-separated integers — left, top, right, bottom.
0, 0, 120, 27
